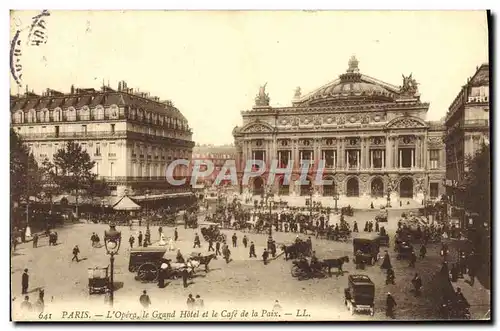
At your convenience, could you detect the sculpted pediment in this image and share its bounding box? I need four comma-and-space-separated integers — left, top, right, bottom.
385, 116, 427, 129
241, 121, 274, 133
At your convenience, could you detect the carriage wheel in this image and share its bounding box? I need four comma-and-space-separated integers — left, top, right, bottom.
137, 263, 159, 282
291, 265, 301, 278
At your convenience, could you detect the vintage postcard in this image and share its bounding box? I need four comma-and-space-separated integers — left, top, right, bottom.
9, 10, 491, 322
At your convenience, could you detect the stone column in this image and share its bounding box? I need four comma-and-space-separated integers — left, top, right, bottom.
386, 137, 391, 169
338, 138, 343, 169
411, 149, 414, 169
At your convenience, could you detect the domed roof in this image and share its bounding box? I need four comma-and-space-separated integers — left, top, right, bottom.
295, 56, 401, 107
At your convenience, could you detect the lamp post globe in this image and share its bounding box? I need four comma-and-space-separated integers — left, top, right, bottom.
104, 223, 121, 307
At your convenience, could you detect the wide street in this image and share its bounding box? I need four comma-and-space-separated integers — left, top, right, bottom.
11, 208, 490, 321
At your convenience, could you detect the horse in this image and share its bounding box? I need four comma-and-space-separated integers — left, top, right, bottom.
319, 256, 350, 276
190, 254, 216, 272
281, 241, 310, 261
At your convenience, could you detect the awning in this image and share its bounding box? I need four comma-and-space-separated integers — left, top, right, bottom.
133, 192, 194, 201
112, 196, 141, 211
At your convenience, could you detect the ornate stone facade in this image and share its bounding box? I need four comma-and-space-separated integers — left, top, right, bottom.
233, 57, 446, 202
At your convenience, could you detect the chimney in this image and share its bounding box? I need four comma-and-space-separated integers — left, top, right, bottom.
118, 81, 122, 91
70, 85, 75, 94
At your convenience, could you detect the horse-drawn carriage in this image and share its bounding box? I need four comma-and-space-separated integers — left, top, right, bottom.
341, 206, 354, 217
394, 236, 414, 260
344, 274, 375, 316
129, 247, 168, 282
200, 222, 227, 242
128, 247, 199, 282
353, 233, 380, 267
281, 240, 311, 260
378, 226, 390, 247
88, 266, 109, 295
291, 258, 326, 280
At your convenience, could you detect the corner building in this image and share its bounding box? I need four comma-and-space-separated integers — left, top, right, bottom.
10, 82, 194, 199
233, 57, 446, 206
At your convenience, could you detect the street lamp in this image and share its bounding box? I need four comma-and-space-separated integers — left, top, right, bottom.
333, 189, 339, 212
309, 187, 314, 222
104, 223, 122, 307
268, 197, 274, 237
386, 188, 391, 208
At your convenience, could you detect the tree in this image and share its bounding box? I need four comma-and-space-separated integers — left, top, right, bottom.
10, 129, 42, 230
39, 158, 61, 214
53, 141, 96, 217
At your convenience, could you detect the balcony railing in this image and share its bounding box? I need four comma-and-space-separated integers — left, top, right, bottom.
20, 130, 127, 139
108, 153, 117, 157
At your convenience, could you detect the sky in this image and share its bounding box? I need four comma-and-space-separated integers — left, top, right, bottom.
9, 10, 489, 145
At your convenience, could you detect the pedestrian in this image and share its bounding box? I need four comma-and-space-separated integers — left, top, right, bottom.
174, 228, 178, 241
182, 268, 189, 288
412, 273, 422, 296
375, 221, 380, 233
386, 268, 395, 285
187, 294, 195, 309
157, 268, 165, 289
381, 251, 392, 270
193, 233, 201, 248
386, 292, 397, 318
208, 239, 214, 252
21, 269, 29, 294
158, 226, 163, 239
270, 241, 276, 258
138, 231, 143, 247
262, 248, 269, 265
72, 245, 80, 262
129, 235, 135, 248
249, 241, 257, 258
242, 235, 248, 248
353, 221, 358, 232
215, 241, 221, 256
419, 245, 427, 259
468, 266, 476, 286
195, 294, 204, 309
232, 233, 237, 247
32, 233, 38, 248
409, 250, 417, 268
21, 296, 32, 312
139, 290, 151, 309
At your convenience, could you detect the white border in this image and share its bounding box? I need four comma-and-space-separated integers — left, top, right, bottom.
2, 1, 498, 330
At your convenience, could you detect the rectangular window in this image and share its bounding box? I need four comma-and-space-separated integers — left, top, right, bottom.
81, 143, 87, 152
110, 124, 115, 134
322, 150, 336, 168
95, 162, 100, 175
95, 143, 101, 156
81, 125, 87, 135
55, 126, 60, 138
109, 162, 114, 177
430, 149, 440, 169
371, 150, 384, 168
346, 150, 360, 169
109, 143, 116, 157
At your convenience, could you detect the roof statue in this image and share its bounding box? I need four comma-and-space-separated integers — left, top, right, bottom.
347, 55, 360, 73
400, 73, 419, 97
294, 86, 302, 99
255, 82, 270, 107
